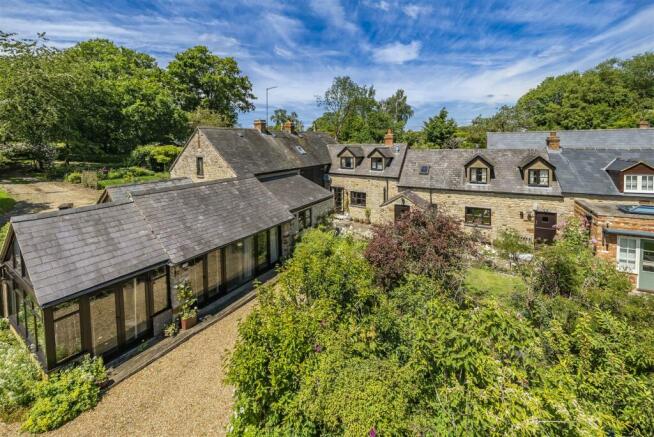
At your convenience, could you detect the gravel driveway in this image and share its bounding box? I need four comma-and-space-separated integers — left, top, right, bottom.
0, 180, 99, 220
46, 299, 255, 437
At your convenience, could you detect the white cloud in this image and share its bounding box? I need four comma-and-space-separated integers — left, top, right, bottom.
402, 4, 432, 19
372, 41, 421, 64
309, 0, 358, 33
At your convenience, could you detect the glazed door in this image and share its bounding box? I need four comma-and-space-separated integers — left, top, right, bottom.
639, 240, 654, 291
333, 187, 344, 213
534, 212, 557, 243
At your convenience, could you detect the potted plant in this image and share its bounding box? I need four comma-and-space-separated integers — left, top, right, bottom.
175, 280, 198, 330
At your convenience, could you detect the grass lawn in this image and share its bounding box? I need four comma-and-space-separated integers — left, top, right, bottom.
0, 189, 16, 215
464, 267, 527, 306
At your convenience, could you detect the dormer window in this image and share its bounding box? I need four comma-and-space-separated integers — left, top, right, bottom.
624, 175, 654, 193
470, 168, 487, 184
371, 157, 384, 171
341, 157, 354, 169
528, 169, 549, 187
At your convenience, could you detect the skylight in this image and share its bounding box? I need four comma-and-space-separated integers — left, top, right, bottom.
295, 145, 307, 155
419, 165, 430, 175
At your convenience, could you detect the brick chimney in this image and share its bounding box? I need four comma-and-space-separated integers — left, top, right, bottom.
282, 120, 295, 134
546, 131, 560, 150
384, 128, 394, 146
639, 119, 651, 129
254, 119, 267, 133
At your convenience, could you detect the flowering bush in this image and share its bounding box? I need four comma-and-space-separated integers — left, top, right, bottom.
0, 320, 42, 422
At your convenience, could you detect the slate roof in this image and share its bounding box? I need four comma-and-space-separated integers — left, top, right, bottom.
192, 127, 333, 178
328, 143, 408, 178
261, 174, 333, 212
10, 202, 169, 307
381, 190, 432, 209
399, 148, 562, 196
488, 128, 654, 150
101, 177, 193, 202
549, 149, 654, 196
337, 145, 364, 158
131, 177, 293, 264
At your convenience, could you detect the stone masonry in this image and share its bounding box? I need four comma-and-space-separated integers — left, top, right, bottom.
329, 174, 400, 223
170, 130, 237, 182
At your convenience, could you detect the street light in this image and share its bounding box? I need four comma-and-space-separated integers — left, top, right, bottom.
265, 86, 278, 125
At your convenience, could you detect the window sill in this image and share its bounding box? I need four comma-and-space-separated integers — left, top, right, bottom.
350, 205, 366, 208
527, 184, 549, 188
469, 181, 488, 185
464, 223, 491, 229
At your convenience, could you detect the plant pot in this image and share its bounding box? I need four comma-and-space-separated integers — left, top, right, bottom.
180, 315, 197, 330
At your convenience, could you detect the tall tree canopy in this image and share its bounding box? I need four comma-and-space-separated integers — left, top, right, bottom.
167, 45, 255, 125
270, 108, 304, 131
313, 76, 410, 143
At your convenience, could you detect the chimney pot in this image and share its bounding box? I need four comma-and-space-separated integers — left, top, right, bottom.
282, 120, 295, 134
546, 131, 560, 150
639, 119, 651, 129
254, 119, 267, 133
384, 128, 394, 147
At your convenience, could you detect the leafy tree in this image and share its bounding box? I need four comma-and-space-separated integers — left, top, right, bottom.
422, 107, 457, 148
270, 108, 304, 131
167, 45, 255, 125
380, 89, 414, 124
315, 76, 372, 141
186, 107, 232, 129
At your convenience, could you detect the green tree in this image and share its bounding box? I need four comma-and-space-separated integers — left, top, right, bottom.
270, 108, 304, 131
422, 107, 457, 148
315, 76, 372, 141
380, 89, 414, 124
493, 228, 532, 269
186, 107, 232, 129
167, 46, 255, 125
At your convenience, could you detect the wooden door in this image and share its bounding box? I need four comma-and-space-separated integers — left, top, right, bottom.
534, 212, 557, 243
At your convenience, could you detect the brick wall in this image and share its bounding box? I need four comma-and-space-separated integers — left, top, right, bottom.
170, 130, 237, 182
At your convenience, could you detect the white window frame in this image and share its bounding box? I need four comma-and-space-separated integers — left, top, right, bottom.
469, 167, 487, 184
617, 237, 638, 274
624, 174, 654, 193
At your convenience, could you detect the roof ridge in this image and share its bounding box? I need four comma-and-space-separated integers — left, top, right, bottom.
11, 200, 133, 223
130, 176, 255, 197
489, 128, 654, 134
105, 177, 191, 190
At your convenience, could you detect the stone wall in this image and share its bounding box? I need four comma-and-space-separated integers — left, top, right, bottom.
329, 174, 399, 223
407, 189, 573, 242
170, 130, 237, 182
288, 199, 335, 235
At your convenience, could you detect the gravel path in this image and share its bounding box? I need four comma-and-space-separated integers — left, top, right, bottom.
46, 299, 256, 437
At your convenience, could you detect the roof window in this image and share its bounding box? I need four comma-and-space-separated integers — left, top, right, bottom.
419, 165, 430, 175
295, 145, 307, 155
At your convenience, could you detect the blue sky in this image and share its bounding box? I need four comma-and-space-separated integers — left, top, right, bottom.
2, 0, 654, 129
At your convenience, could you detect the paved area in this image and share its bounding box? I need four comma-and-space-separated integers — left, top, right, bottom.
0, 180, 99, 221
47, 299, 255, 437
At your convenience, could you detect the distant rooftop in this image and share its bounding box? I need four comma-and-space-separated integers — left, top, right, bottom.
487, 128, 654, 150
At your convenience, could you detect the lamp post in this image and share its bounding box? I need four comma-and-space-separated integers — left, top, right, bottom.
266, 86, 278, 125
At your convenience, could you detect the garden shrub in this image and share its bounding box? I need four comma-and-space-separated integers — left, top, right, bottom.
364, 209, 475, 291
64, 172, 82, 184
21, 356, 106, 433
493, 227, 531, 268
130, 145, 182, 171
0, 321, 42, 422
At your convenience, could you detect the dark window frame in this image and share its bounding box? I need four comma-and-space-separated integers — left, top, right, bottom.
371, 157, 384, 171
528, 169, 549, 187
469, 167, 488, 184
298, 208, 312, 230
465, 207, 491, 227
340, 156, 354, 169
196, 156, 204, 177
350, 191, 366, 207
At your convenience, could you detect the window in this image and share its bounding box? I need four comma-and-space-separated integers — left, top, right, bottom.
298, 208, 312, 230
465, 207, 491, 226
123, 276, 149, 343
225, 237, 254, 291
90, 289, 118, 356
255, 231, 269, 270
371, 157, 384, 171
53, 300, 82, 363
151, 267, 169, 314
624, 174, 654, 193
618, 237, 637, 273
196, 156, 204, 177
206, 250, 222, 299
350, 191, 366, 207
270, 227, 280, 264
340, 157, 354, 169
419, 165, 430, 175
295, 145, 307, 155
469, 168, 487, 184
186, 257, 205, 299
528, 169, 549, 186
